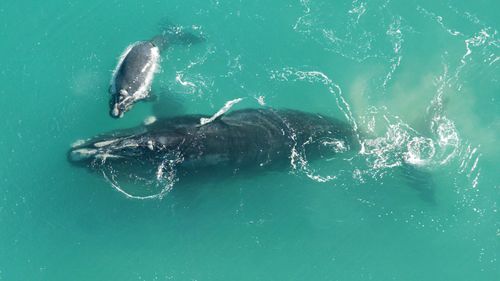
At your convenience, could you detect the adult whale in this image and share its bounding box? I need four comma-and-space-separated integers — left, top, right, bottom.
109, 26, 204, 118
68, 108, 436, 201
69, 108, 359, 171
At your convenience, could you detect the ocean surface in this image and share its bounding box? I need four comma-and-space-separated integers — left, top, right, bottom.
0, 0, 498, 280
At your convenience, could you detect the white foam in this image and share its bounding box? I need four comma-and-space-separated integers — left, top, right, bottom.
255, 95, 266, 105
175, 71, 197, 88
404, 137, 436, 166
101, 151, 183, 200
322, 139, 348, 153
102, 171, 165, 200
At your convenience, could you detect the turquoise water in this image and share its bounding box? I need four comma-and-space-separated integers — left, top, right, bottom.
1, 0, 499, 280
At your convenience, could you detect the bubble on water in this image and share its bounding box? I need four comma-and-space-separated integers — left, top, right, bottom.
404, 137, 436, 166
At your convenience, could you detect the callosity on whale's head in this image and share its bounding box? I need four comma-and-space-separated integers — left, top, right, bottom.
68, 136, 142, 165
109, 89, 134, 118
67, 119, 189, 167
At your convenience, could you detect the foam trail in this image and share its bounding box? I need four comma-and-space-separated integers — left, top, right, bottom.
200, 98, 244, 126
102, 171, 167, 200
269, 67, 359, 133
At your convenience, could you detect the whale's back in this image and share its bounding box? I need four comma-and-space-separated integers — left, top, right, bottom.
113, 42, 159, 95
180, 109, 357, 168
68, 108, 358, 170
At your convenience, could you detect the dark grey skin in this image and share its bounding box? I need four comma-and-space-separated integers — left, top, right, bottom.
68, 108, 436, 201
109, 41, 161, 118
109, 28, 205, 119
69, 108, 359, 171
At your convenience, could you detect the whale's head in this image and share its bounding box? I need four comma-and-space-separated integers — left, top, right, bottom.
68, 123, 185, 168
110, 90, 134, 119
68, 137, 133, 166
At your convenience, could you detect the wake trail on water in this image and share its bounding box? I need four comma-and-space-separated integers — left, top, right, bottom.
100, 150, 183, 200
290, 0, 490, 191
95, 0, 494, 201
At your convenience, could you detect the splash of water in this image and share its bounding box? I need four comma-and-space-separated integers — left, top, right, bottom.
101, 151, 184, 200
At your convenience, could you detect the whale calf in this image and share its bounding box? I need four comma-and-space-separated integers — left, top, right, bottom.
69, 108, 358, 172
109, 26, 204, 118
109, 41, 160, 118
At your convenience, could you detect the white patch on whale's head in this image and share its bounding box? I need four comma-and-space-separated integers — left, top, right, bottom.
110, 90, 133, 118
93, 138, 121, 148
71, 139, 87, 148
69, 148, 98, 162
111, 105, 121, 118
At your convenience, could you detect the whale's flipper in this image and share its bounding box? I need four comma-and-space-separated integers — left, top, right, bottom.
150, 22, 205, 50
199, 98, 244, 126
